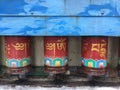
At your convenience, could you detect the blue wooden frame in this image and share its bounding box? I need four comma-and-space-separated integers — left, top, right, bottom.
0, 0, 120, 36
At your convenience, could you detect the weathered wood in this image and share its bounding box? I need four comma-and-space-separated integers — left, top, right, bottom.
0, 17, 119, 36
0, 0, 120, 16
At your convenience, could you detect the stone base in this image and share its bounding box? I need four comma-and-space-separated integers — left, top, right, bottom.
5, 65, 31, 75
44, 65, 68, 74
82, 66, 107, 76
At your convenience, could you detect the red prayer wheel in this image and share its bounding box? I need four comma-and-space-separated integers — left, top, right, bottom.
118, 38, 120, 73
5, 36, 31, 75
44, 36, 68, 74
81, 37, 108, 76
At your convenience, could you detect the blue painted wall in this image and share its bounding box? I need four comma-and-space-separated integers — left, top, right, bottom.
0, 0, 120, 36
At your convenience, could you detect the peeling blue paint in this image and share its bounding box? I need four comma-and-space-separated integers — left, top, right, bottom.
79, 4, 119, 16
0, 0, 27, 14
0, 17, 119, 36
0, 0, 120, 36
0, 0, 120, 16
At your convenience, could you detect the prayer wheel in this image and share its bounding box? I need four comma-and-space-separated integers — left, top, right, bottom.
5, 36, 31, 75
44, 36, 68, 74
81, 37, 108, 76
118, 38, 120, 75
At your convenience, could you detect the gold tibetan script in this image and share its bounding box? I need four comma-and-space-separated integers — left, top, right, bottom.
5, 44, 10, 54
91, 40, 107, 58
12, 43, 27, 50
46, 38, 66, 52
57, 39, 66, 51
46, 43, 55, 50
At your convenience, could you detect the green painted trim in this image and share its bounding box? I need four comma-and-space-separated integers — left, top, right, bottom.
53, 58, 63, 66
5, 58, 31, 67
85, 59, 96, 68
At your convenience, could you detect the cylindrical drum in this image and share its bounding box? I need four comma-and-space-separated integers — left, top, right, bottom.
118, 38, 120, 74
5, 36, 31, 75
81, 37, 108, 76
44, 36, 68, 74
